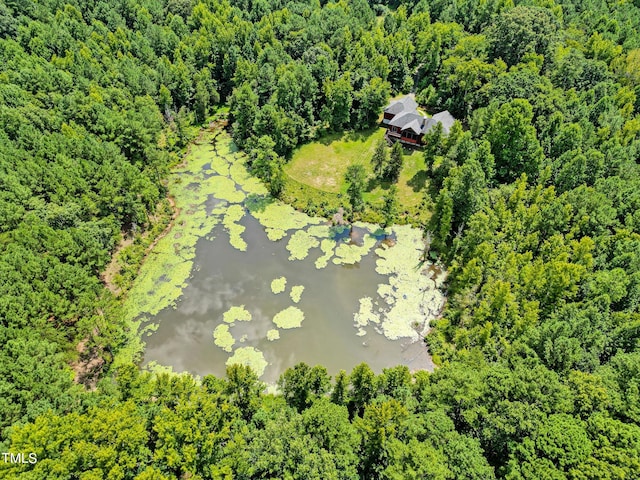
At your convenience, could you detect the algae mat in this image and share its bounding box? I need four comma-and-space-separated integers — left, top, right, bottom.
121, 129, 445, 381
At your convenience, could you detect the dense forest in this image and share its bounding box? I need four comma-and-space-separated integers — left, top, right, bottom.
1, 0, 640, 478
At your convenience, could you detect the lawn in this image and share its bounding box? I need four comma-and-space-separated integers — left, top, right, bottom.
285, 128, 386, 193
283, 127, 431, 224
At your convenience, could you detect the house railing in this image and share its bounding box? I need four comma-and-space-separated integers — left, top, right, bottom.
385, 130, 422, 147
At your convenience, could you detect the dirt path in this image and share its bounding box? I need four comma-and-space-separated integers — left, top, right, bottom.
101, 195, 179, 296
145, 195, 179, 258
101, 236, 134, 295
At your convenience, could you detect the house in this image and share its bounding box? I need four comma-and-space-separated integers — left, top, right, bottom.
431, 110, 456, 135
382, 95, 456, 146
383, 95, 418, 124
386, 111, 431, 146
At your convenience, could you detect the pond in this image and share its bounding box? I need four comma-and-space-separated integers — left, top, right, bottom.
123, 129, 446, 384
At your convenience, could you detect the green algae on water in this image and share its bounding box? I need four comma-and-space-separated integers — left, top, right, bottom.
142, 322, 159, 337
273, 306, 305, 329
213, 324, 235, 352
207, 154, 230, 177
251, 201, 321, 239
225, 226, 247, 249
374, 225, 446, 341
332, 235, 377, 265
290, 285, 305, 303
354, 297, 380, 332
267, 329, 280, 341
206, 176, 245, 203
122, 128, 447, 373
306, 224, 331, 238
223, 305, 252, 324
270, 276, 287, 294
223, 203, 245, 223
265, 227, 288, 241
287, 230, 320, 261
315, 238, 336, 269
377, 284, 395, 304
117, 132, 224, 369
229, 161, 268, 196
239, 176, 267, 196
226, 347, 268, 377
222, 204, 247, 251
374, 225, 422, 276
215, 136, 235, 156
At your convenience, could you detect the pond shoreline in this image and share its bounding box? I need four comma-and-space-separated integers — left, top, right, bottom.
112, 125, 445, 380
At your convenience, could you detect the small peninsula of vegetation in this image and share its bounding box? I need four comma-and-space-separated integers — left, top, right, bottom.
2, 0, 640, 478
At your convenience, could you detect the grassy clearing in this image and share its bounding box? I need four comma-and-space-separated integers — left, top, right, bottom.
286, 128, 385, 193
283, 127, 430, 224
363, 151, 430, 223
280, 176, 342, 218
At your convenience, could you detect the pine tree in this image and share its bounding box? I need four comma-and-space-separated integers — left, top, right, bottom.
381, 185, 399, 228
331, 370, 350, 406
385, 142, 404, 182
371, 139, 388, 179
345, 164, 367, 213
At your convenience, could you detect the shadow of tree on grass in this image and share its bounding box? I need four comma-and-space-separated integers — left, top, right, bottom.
365, 176, 392, 193
407, 170, 428, 192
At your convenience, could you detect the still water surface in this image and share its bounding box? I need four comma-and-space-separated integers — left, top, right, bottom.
142, 212, 435, 383
139, 131, 438, 383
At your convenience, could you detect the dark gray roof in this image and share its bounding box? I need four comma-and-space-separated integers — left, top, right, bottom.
403, 119, 424, 135
431, 110, 456, 134
421, 118, 437, 134
390, 112, 446, 135
389, 111, 424, 131
384, 97, 457, 137
384, 95, 418, 116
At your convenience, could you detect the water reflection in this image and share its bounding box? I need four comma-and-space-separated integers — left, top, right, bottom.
141, 153, 442, 383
